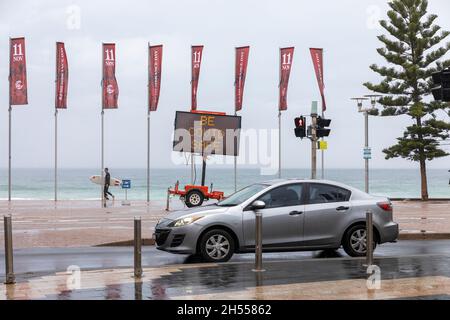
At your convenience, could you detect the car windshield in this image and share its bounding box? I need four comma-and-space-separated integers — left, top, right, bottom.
217, 183, 268, 207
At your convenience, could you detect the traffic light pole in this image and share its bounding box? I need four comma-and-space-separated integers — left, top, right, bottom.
321, 109, 324, 179
234, 111, 237, 192
311, 112, 317, 179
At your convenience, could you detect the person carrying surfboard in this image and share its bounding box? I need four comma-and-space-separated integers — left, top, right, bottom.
104, 168, 115, 201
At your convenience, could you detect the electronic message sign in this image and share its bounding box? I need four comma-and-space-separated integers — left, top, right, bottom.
173, 111, 241, 156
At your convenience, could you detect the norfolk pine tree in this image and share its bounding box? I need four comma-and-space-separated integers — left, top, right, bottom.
364, 0, 450, 200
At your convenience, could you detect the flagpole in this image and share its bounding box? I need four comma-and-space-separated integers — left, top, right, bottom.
101, 109, 104, 207
278, 47, 282, 179
321, 48, 325, 180
54, 108, 58, 201
234, 111, 237, 192
101, 43, 105, 208
8, 104, 12, 202
8, 38, 12, 203
147, 109, 150, 203
278, 110, 281, 179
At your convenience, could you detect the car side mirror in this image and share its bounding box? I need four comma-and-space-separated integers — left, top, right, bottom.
250, 200, 266, 211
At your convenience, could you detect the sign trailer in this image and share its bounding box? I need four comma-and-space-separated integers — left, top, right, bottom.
170, 110, 241, 207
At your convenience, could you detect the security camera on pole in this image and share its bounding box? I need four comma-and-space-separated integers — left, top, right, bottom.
350, 95, 381, 193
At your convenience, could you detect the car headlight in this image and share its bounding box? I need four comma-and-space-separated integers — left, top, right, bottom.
169, 215, 204, 227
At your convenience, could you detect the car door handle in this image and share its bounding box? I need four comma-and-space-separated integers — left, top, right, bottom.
336, 206, 349, 211
289, 210, 303, 216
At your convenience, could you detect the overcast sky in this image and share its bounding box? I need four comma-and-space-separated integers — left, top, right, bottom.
0, 0, 449, 170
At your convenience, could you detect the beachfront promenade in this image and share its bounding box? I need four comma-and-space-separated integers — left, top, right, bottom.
1, 199, 450, 248
1, 199, 450, 300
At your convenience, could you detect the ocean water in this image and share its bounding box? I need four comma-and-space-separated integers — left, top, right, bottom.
0, 168, 449, 200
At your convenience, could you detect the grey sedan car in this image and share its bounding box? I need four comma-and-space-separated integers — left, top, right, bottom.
154, 179, 399, 262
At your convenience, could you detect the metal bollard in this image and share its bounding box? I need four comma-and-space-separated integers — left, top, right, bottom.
134, 217, 143, 278
134, 279, 143, 300
165, 187, 171, 211
252, 209, 264, 272
4, 215, 15, 284
366, 210, 374, 266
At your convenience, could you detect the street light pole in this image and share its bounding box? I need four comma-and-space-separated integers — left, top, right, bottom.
364, 111, 369, 193
351, 95, 381, 194
363, 94, 382, 194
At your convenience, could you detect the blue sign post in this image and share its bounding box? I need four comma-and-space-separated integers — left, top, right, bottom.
363, 148, 372, 160
122, 180, 131, 189
121, 179, 131, 206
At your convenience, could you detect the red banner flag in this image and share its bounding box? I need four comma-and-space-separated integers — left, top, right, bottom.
102, 43, 119, 109
279, 47, 294, 111
235, 46, 250, 112
191, 45, 203, 111
9, 37, 28, 105
55, 42, 68, 109
310, 48, 326, 111
149, 44, 163, 112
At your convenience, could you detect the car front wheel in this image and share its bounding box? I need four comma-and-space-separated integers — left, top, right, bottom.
199, 229, 235, 262
342, 225, 377, 257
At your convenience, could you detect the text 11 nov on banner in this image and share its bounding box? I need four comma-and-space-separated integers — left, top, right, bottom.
102, 43, 119, 109
279, 47, 294, 111
10, 37, 28, 106
191, 45, 203, 111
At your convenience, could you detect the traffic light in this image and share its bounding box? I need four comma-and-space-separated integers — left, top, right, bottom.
316, 116, 331, 137
294, 116, 306, 138
431, 68, 450, 102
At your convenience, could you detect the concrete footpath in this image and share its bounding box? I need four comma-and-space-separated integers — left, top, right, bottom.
0, 199, 449, 248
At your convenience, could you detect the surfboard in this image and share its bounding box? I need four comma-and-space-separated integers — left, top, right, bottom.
89, 175, 122, 187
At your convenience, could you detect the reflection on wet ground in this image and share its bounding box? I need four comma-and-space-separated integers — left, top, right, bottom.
2, 240, 450, 275
2, 241, 450, 300
27, 254, 450, 300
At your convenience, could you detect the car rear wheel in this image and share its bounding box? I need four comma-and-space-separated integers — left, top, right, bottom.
199, 229, 235, 262
185, 190, 204, 208
342, 225, 377, 257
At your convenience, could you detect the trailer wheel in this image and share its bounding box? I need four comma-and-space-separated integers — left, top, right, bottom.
185, 190, 204, 207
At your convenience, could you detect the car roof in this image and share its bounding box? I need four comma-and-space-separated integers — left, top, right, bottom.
257, 179, 374, 200
259, 178, 341, 185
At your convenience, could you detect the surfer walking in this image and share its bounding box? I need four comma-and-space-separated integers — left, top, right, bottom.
104, 168, 114, 201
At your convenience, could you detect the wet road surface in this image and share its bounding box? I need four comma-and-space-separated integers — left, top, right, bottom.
2, 240, 450, 300
1, 239, 449, 275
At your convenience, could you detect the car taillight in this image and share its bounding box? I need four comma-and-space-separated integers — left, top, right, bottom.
377, 202, 392, 211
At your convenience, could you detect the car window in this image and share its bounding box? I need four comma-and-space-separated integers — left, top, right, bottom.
308, 183, 351, 204
217, 183, 268, 207
257, 184, 303, 209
